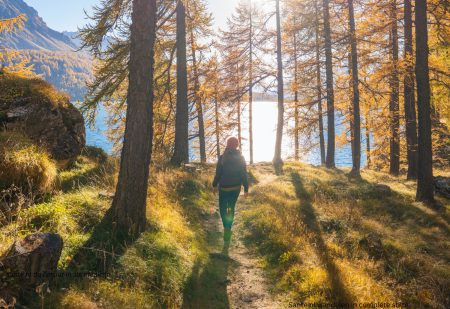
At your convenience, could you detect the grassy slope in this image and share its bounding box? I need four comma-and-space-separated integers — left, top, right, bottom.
1, 155, 448, 308
240, 162, 449, 308
0, 150, 223, 308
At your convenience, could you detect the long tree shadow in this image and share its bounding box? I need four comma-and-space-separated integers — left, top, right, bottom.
291, 172, 354, 304
47, 207, 137, 304
182, 235, 233, 309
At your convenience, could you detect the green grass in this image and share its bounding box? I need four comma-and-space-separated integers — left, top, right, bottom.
2, 154, 448, 308
240, 162, 450, 308
0, 131, 57, 194
0, 150, 220, 308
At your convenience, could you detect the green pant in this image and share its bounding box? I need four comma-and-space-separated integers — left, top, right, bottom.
219, 189, 240, 229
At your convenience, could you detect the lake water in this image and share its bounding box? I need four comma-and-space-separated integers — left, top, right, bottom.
86, 102, 367, 167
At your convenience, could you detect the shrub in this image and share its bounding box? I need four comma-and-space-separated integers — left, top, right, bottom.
0, 132, 57, 194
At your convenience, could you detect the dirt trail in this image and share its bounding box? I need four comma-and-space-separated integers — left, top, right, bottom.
183, 164, 283, 309
213, 165, 282, 309
224, 216, 282, 309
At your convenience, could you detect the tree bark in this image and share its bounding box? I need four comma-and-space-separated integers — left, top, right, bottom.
171, 0, 189, 165
315, 0, 326, 165
112, 0, 156, 238
365, 111, 371, 168
389, 0, 400, 176
214, 91, 220, 159
238, 98, 242, 148
404, 0, 418, 179
415, 0, 434, 203
273, 0, 284, 174
348, 0, 361, 177
190, 28, 206, 163
293, 21, 299, 161
322, 0, 335, 168
235, 62, 243, 149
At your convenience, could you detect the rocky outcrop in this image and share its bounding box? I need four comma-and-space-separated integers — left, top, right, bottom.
0, 74, 85, 161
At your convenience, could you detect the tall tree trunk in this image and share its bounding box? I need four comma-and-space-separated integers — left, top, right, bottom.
249, 0, 254, 164
112, 0, 156, 238
293, 21, 300, 161
214, 91, 220, 159
238, 99, 242, 148
365, 111, 371, 168
389, 0, 400, 176
315, 0, 326, 165
415, 0, 434, 203
322, 0, 335, 168
171, 0, 189, 165
190, 28, 206, 163
236, 63, 243, 148
273, 0, 284, 174
404, 0, 418, 179
348, 0, 361, 176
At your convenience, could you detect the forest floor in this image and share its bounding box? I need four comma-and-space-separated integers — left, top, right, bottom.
1, 150, 449, 308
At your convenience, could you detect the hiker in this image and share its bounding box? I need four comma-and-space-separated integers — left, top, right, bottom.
212, 137, 249, 241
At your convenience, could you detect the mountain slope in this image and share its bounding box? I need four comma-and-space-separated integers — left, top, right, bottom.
0, 0, 76, 51
0, 0, 92, 102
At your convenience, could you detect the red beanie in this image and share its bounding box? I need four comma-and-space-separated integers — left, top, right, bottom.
226, 137, 239, 149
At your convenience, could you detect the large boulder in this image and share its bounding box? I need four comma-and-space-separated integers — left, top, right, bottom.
0, 233, 63, 286
0, 73, 85, 161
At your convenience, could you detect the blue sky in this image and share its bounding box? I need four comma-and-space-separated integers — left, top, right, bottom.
25, 0, 243, 32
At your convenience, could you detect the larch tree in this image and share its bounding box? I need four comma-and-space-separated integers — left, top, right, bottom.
172, 0, 190, 165
282, 0, 301, 161
415, 0, 434, 203
273, 0, 285, 174
205, 55, 223, 160
403, 0, 418, 180
315, 0, 326, 165
187, 0, 212, 163
248, 0, 254, 164
283, 0, 326, 165
219, 0, 267, 163
111, 0, 157, 238
0, 14, 34, 77
291, 16, 300, 161
389, 0, 400, 176
78, 0, 179, 161
347, 0, 361, 177
322, 0, 335, 168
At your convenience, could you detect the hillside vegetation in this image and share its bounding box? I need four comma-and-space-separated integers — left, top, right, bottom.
3, 50, 92, 102
1, 148, 448, 308
0, 132, 56, 195
241, 163, 449, 308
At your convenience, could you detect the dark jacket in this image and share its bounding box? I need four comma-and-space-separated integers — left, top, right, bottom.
212, 149, 249, 193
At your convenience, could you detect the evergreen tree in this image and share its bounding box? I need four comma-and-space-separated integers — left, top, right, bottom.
415, 0, 434, 203
112, 0, 157, 237
347, 0, 361, 177
273, 0, 284, 174
403, 0, 418, 180
172, 0, 190, 165
389, 0, 400, 176
322, 0, 335, 168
